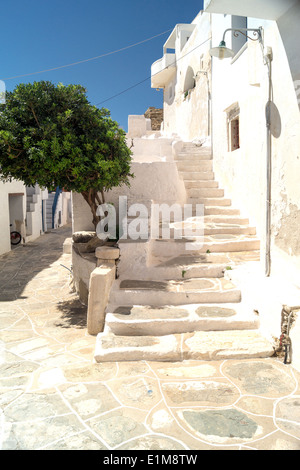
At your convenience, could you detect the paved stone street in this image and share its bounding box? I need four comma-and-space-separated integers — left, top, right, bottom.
0, 225, 300, 450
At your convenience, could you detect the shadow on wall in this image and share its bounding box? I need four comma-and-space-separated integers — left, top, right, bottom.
184, 66, 196, 94
268, 101, 282, 138
277, 2, 300, 112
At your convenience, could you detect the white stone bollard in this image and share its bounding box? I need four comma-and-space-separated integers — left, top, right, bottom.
87, 246, 119, 335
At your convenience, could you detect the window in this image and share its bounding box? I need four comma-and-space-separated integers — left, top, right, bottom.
230, 118, 240, 151
225, 103, 240, 151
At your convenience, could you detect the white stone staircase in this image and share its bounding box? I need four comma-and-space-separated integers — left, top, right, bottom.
46, 192, 56, 229
94, 142, 274, 362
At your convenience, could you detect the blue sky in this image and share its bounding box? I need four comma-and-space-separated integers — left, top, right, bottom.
1, 0, 204, 131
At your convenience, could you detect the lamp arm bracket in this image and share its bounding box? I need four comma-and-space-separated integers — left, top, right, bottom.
222, 27, 262, 43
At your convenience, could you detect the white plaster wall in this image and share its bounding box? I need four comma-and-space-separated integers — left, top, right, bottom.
0, 185, 12, 255
157, 6, 300, 368
210, 26, 266, 231
26, 195, 43, 240
61, 192, 72, 226
210, 14, 300, 276
127, 136, 174, 162
209, 13, 300, 370
72, 159, 186, 232
52, 191, 72, 228
0, 179, 26, 255
127, 115, 152, 138
162, 12, 212, 141
73, 127, 186, 233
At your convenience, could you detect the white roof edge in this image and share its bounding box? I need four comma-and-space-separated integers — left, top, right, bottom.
163, 23, 197, 49
204, 0, 298, 21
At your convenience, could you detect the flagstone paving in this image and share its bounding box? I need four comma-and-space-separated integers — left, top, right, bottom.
0, 225, 300, 450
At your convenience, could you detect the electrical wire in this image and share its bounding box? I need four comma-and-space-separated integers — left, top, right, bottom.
98, 77, 151, 105
1, 29, 173, 81
95, 36, 212, 106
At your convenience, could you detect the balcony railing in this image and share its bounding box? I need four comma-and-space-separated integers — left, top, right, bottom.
151, 53, 176, 88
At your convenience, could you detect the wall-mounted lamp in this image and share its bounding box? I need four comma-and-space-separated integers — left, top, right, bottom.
209, 27, 263, 60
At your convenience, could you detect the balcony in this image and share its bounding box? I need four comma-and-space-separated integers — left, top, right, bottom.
151, 53, 176, 89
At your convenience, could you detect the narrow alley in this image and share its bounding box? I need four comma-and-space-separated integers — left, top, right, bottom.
0, 226, 300, 450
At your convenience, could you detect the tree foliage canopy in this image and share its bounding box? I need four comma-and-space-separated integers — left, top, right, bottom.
0, 81, 133, 227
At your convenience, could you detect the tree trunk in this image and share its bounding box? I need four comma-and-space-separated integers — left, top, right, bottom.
81, 188, 105, 230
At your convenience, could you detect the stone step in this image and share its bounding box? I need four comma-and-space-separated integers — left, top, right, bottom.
204, 206, 240, 215
152, 235, 260, 257
154, 214, 246, 227
176, 153, 212, 161
184, 180, 219, 189
158, 222, 256, 237
104, 303, 260, 336
120, 260, 226, 281
118, 217, 252, 241
182, 144, 212, 152
150, 250, 260, 270
125, 212, 247, 228
182, 143, 211, 149
177, 161, 213, 172
118, 250, 260, 280
205, 224, 256, 235
187, 188, 224, 198
188, 197, 232, 206
155, 206, 240, 217
152, 214, 249, 226
204, 215, 249, 224
94, 329, 274, 362
109, 277, 242, 306
181, 171, 215, 180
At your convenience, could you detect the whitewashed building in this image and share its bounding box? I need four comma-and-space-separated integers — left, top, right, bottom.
149, 0, 300, 366
73, 0, 300, 367
0, 180, 72, 256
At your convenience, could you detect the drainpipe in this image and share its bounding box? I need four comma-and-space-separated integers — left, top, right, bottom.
264, 47, 273, 276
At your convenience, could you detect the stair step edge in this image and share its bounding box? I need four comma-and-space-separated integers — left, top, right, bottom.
94, 330, 275, 362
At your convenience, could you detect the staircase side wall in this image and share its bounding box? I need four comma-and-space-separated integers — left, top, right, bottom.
72, 160, 186, 233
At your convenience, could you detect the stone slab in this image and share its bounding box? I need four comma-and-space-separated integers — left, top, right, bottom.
105, 303, 259, 336
94, 333, 181, 362
95, 246, 120, 260
183, 330, 275, 361
94, 330, 274, 362
111, 279, 241, 306
87, 265, 116, 335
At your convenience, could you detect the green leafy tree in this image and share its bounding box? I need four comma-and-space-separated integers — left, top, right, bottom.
0, 81, 133, 229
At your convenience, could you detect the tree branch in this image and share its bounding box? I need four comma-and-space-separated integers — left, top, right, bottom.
30, 104, 40, 128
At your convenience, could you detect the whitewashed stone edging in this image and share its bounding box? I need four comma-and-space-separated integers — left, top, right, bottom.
87, 246, 120, 335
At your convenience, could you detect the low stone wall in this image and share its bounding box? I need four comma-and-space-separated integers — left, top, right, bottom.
72, 242, 97, 305
71, 232, 120, 335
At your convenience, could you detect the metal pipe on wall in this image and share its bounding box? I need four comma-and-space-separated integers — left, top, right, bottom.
264, 47, 273, 277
